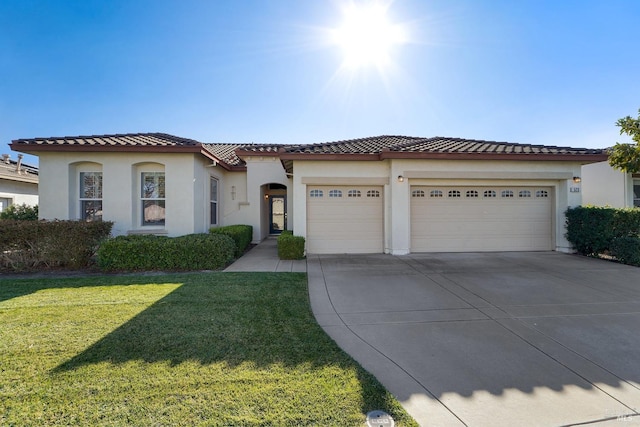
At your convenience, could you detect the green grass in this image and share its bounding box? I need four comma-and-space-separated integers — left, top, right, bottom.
0, 272, 417, 426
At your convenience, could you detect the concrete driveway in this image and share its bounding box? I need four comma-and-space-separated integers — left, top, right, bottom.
307, 252, 640, 426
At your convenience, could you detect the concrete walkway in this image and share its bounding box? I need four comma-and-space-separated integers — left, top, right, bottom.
223, 237, 306, 272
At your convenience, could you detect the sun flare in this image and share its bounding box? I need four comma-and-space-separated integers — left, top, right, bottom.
331, 2, 407, 70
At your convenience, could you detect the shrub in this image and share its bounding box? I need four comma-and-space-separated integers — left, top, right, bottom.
0, 220, 113, 272
277, 233, 305, 260
0, 203, 38, 221
610, 236, 640, 266
210, 225, 253, 257
97, 233, 236, 272
565, 206, 640, 256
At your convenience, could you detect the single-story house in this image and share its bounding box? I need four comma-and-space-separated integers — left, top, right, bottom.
10, 133, 608, 254
581, 160, 640, 208
0, 153, 39, 212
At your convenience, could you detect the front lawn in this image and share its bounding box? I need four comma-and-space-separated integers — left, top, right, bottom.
0, 272, 416, 426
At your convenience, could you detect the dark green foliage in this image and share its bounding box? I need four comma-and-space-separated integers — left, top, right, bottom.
280, 229, 293, 236
0, 220, 113, 271
610, 237, 640, 266
0, 203, 38, 220
210, 224, 253, 257
609, 108, 640, 173
277, 233, 305, 260
97, 233, 236, 272
566, 206, 640, 265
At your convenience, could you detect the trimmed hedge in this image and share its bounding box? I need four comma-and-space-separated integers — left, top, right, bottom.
97, 233, 236, 272
277, 233, 305, 260
210, 225, 253, 257
0, 220, 113, 272
610, 237, 640, 267
566, 206, 640, 266
565, 206, 640, 256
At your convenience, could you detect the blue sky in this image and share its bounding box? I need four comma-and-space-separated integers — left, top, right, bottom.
2, 0, 639, 166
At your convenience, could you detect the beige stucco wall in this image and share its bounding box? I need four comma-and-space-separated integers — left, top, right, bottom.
36, 152, 245, 237
0, 179, 38, 209
293, 158, 583, 254
581, 161, 633, 208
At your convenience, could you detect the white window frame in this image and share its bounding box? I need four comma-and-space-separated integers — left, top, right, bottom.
633, 179, 640, 208
141, 171, 166, 226
210, 177, 219, 226
79, 171, 103, 221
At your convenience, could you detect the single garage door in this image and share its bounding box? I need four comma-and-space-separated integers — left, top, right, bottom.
307, 185, 383, 254
411, 186, 553, 252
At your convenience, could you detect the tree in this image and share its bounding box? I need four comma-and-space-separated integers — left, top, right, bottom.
609, 108, 640, 173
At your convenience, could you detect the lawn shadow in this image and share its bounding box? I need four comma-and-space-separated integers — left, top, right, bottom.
53, 272, 352, 370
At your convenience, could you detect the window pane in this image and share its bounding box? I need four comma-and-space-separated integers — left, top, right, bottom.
142, 172, 165, 199
82, 201, 103, 221
80, 172, 102, 199
143, 200, 165, 225
210, 178, 218, 202
210, 201, 218, 225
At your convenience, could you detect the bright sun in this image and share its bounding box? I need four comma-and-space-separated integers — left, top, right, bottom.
331, 2, 406, 70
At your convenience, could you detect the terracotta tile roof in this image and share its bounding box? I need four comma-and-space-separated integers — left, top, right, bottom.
11, 132, 201, 147
202, 143, 287, 167
281, 135, 607, 156
283, 135, 424, 154
390, 136, 606, 155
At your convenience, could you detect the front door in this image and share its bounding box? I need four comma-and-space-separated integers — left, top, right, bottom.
269, 195, 286, 234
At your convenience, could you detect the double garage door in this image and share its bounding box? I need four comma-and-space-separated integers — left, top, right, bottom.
306, 184, 553, 254
411, 186, 553, 252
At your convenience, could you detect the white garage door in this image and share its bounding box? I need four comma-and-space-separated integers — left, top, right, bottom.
411, 186, 553, 252
307, 185, 383, 254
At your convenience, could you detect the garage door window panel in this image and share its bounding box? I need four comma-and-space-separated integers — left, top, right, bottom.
329, 190, 342, 198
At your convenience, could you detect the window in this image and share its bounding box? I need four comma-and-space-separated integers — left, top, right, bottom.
141, 172, 165, 225
348, 189, 361, 198
430, 190, 443, 198
484, 190, 496, 198
0, 197, 12, 212
466, 190, 479, 198
448, 190, 461, 198
367, 190, 380, 198
329, 189, 342, 198
210, 177, 218, 226
412, 190, 425, 198
501, 190, 514, 198
519, 190, 532, 198
309, 189, 323, 198
79, 172, 102, 221
633, 181, 640, 207
536, 190, 549, 198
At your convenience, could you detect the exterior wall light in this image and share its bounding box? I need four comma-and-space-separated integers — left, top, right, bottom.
265, 194, 269, 200
572, 176, 581, 183
397, 175, 404, 182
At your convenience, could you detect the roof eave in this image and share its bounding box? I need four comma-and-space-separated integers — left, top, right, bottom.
278, 153, 381, 161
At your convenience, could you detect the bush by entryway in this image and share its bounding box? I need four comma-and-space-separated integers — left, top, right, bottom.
277, 232, 305, 260
210, 224, 253, 257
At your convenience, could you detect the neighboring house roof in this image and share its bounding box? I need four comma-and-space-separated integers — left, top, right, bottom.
11, 132, 609, 172
0, 154, 39, 184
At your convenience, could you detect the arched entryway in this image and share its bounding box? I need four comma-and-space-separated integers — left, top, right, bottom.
262, 183, 287, 236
